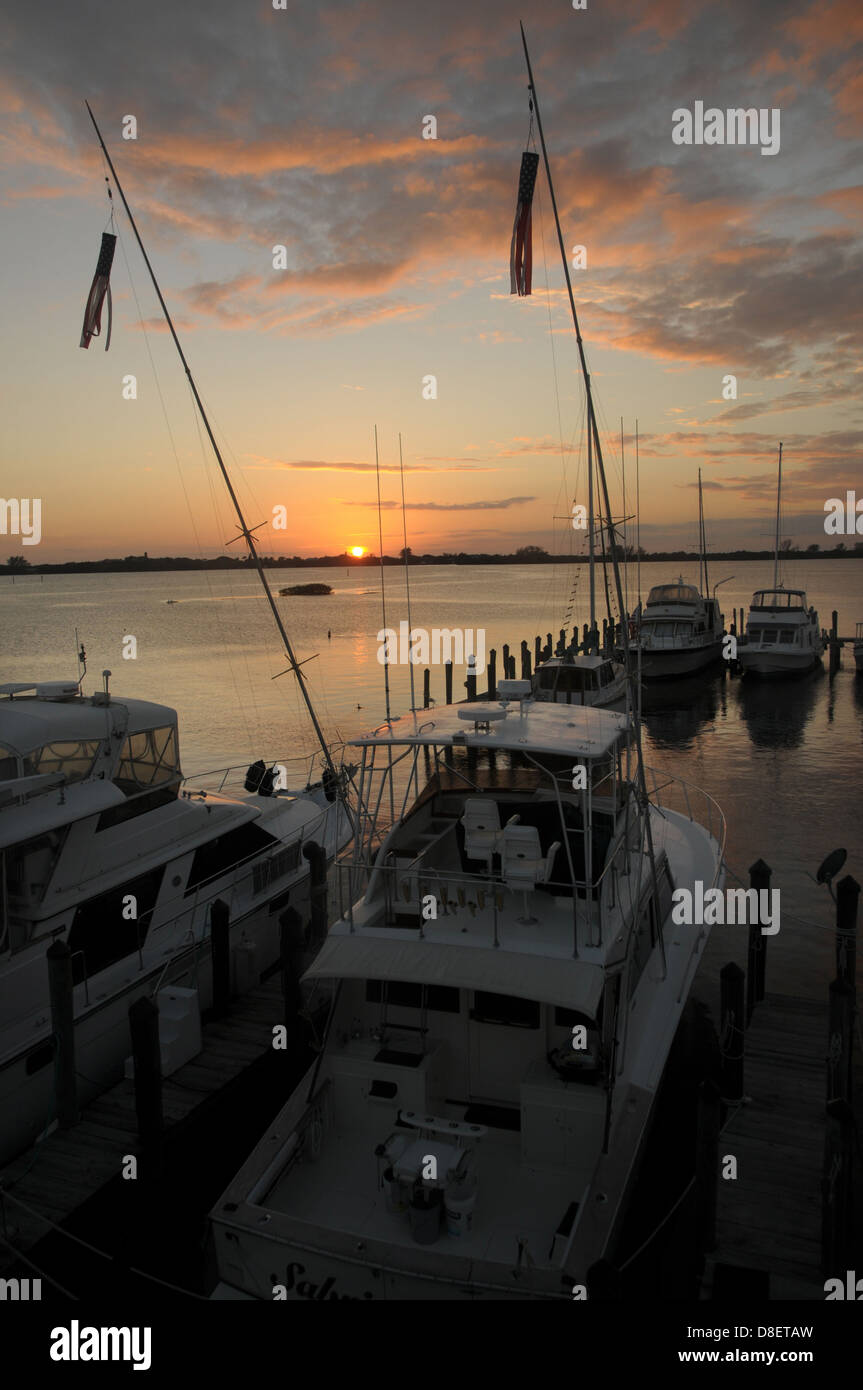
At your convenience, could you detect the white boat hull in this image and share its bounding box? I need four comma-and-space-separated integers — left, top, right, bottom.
739, 649, 822, 677
638, 639, 723, 680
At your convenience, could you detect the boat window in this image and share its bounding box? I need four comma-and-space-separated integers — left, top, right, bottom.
470, 991, 540, 1028
761, 630, 778, 644
96, 782, 179, 830
67, 866, 164, 981
647, 585, 699, 603
30, 740, 101, 783
0, 743, 18, 781
365, 980, 460, 1013
114, 726, 180, 796
6, 829, 69, 912
779, 629, 796, 644
536, 667, 592, 694
184, 820, 280, 894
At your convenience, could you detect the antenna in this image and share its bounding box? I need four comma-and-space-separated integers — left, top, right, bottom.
374, 425, 393, 728
635, 419, 641, 607
82, 102, 338, 787
398, 432, 417, 714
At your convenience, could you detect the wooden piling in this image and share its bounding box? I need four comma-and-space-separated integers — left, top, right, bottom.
444, 660, 453, 704
747, 858, 771, 1017
507, 654, 516, 679
47, 940, 77, 1129
423, 668, 431, 708
822, 1098, 853, 1276
558, 627, 566, 655
835, 874, 859, 988
829, 610, 840, 675
486, 650, 496, 700
129, 995, 163, 1177
279, 907, 306, 1038
826, 976, 854, 1105
719, 962, 745, 1105
695, 1079, 720, 1255
210, 897, 231, 1019
466, 667, 477, 702
523, 648, 532, 680
303, 840, 328, 954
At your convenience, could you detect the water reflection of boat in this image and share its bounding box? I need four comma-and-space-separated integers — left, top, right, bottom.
736, 666, 821, 749
640, 671, 722, 750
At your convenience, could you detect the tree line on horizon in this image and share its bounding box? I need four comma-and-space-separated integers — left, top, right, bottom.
5, 540, 862, 575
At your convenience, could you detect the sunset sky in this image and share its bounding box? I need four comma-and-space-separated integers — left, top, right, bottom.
1, 0, 861, 562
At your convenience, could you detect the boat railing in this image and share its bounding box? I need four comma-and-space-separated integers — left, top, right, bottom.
181, 745, 346, 797
335, 844, 606, 942
644, 766, 726, 880
638, 631, 716, 651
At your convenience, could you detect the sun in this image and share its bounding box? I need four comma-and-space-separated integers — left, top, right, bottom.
349, 546, 366, 558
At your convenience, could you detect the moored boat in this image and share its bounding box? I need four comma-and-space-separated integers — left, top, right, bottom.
0, 675, 349, 1163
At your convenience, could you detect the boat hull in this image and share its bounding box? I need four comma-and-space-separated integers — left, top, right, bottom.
739, 650, 822, 678
638, 640, 723, 680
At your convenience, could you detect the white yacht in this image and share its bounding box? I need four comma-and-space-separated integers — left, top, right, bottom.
738, 445, 824, 678
635, 579, 724, 679
207, 684, 724, 1300
738, 589, 824, 676
0, 675, 350, 1164
532, 652, 627, 709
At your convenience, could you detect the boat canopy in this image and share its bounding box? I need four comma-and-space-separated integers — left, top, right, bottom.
303, 931, 604, 1017
749, 589, 807, 611
646, 584, 701, 605
349, 701, 629, 761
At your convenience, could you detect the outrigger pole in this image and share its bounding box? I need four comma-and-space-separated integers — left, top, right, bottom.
84, 102, 338, 786
518, 27, 667, 975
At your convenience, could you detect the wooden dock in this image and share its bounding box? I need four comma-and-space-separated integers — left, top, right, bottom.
704, 991, 827, 1299
0, 979, 284, 1276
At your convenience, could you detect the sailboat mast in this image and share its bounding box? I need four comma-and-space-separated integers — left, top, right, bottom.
588, 410, 595, 634
519, 26, 667, 980
84, 103, 337, 781
700, 470, 710, 596
773, 441, 783, 589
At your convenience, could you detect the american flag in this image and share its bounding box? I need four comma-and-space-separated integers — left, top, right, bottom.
510, 151, 539, 296
80, 231, 117, 349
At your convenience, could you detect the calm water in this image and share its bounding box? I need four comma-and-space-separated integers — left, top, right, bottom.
2, 559, 862, 1003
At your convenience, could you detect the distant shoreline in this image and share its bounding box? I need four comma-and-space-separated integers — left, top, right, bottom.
3, 548, 862, 576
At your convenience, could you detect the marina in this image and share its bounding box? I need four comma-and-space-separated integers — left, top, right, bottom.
1, 2, 861, 1363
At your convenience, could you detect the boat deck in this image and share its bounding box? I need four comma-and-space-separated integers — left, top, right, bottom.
264, 1107, 582, 1273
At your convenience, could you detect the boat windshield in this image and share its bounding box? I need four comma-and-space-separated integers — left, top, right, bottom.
22, 740, 101, 784
646, 584, 700, 604
750, 590, 805, 611
114, 725, 181, 796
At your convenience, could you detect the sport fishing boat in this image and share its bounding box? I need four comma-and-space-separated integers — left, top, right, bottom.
206, 27, 725, 1302
207, 683, 724, 1300
0, 674, 349, 1164
739, 446, 824, 678
634, 474, 724, 680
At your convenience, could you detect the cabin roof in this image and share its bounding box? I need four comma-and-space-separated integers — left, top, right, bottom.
645, 583, 701, 604
303, 930, 605, 1016
537, 654, 610, 670
348, 700, 629, 759
0, 692, 177, 757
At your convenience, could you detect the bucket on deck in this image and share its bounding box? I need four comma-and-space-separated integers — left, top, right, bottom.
409, 1186, 443, 1244
445, 1176, 477, 1237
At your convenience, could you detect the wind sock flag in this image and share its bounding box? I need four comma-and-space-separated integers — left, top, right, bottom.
510, 151, 539, 296
79, 231, 117, 349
